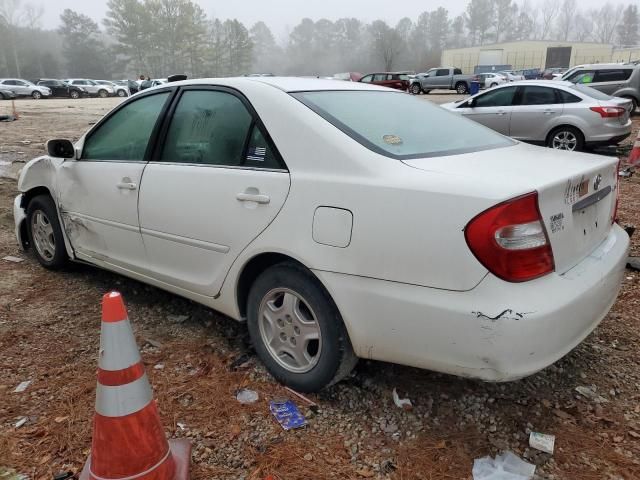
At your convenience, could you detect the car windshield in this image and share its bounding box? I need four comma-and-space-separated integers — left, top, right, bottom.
570, 84, 613, 100
291, 90, 514, 159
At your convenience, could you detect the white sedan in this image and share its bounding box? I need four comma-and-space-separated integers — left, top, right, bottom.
14, 77, 629, 392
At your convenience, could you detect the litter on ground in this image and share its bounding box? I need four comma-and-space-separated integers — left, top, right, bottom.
472, 451, 536, 480
13, 380, 31, 393
529, 432, 555, 454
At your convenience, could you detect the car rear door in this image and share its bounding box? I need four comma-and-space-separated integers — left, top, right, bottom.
137, 87, 291, 297
509, 85, 564, 142
458, 86, 516, 135
56, 89, 173, 270
591, 69, 633, 96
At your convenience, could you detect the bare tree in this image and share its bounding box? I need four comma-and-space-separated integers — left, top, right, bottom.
574, 13, 594, 42
369, 20, 401, 71
592, 2, 624, 44
556, 0, 576, 41
0, 0, 23, 76
23, 2, 42, 29
539, 0, 559, 40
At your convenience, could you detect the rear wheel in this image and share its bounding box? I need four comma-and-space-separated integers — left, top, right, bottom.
247, 262, 357, 392
26, 195, 68, 269
117, 89, 127, 97
547, 126, 584, 152
98, 89, 108, 98
70, 90, 80, 99
624, 96, 638, 116
455, 82, 468, 94
410, 83, 422, 95
31, 90, 42, 99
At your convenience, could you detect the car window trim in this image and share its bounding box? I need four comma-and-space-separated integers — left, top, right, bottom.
79, 87, 177, 163
149, 85, 287, 171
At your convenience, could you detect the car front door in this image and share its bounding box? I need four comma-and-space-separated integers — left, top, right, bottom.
434, 69, 451, 88
456, 86, 516, 135
56, 90, 173, 270
137, 87, 291, 297
12, 80, 30, 96
509, 86, 564, 141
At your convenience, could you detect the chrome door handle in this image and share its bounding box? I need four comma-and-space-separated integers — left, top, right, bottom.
496, 111, 506, 115
117, 182, 137, 190
236, 193, 270, 204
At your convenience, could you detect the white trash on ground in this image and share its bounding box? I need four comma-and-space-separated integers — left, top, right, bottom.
2, 256, 24, 263
529, 432, 555, 454
392, 388, 413, 410
236, 388, 259, 404
473, 451, 536, 480
13, 380, 31, 393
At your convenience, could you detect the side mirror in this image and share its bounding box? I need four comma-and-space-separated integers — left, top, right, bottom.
47, 139, 76, 159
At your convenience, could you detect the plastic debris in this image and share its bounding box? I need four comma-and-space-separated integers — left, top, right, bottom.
575, 385, 608, 403
284, 386, 319, 412
2, 255, 24, 263
176, 422, 187, 431
473, 451, 535, 480
392, 388, 413, 410
153, 363, 164, 370
13, 380, 31, 393
236, 388, 259, 404
144, 338, 163, 348
529, 432, 555, 454
270, 399, 307, 430
167, 314, 189, 324
628, 257, 640, 271
14, 417, 28, 428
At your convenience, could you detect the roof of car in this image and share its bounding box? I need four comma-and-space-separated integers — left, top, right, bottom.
169, 76, 391, 93
571, 63, 634, 70
492, 80, 574, 88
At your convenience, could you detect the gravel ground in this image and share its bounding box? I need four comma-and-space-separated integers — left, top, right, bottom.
0, 97, 639, 480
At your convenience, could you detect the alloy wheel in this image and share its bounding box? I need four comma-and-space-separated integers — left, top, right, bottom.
30, 210, 56, 261
552, 131, 577, 151
258, 288, 322, 373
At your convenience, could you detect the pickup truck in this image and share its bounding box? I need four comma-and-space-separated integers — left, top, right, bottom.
409, 67, 474, 95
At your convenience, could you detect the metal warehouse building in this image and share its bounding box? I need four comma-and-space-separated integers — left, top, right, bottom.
441, 41, 640, 74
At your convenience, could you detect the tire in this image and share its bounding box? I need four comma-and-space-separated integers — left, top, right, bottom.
546, 126, 584, 152
455, 82, 468, 94
490, 83, 498, 88
31, 90, 42, 99
410, 83, 422, 95
117, 89, 127, 97
624, 96, 638, 116
98, 89, 108, 98
70, 90, 80, 99
247, 262, 358, 392
26, 195, 69, 270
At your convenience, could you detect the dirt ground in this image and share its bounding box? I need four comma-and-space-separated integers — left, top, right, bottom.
1, 96, 640, 480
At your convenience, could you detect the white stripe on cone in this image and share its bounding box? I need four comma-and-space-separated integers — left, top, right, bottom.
96, 373, 153, 417
99, 319, 142, 371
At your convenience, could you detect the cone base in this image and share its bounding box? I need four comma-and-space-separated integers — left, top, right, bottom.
79, 438, 192, 480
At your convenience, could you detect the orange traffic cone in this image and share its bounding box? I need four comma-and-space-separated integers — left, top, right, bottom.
629, 129, 640, 165
79, 291, 191, 480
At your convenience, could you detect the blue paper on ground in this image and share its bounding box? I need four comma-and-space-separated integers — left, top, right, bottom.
269, 399, 307, 430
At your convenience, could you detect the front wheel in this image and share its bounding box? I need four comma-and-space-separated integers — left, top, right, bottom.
117, 89, 127, 97
490, 83, 498, 88
455, 82, 468, 94
98, 89, 108, 98
247, 262, 357, 392
26, 195, 69, 269
547, 126, 584, 152
70, 90, 80, 99
31, 90, 42, 99
410, 83, 422, 95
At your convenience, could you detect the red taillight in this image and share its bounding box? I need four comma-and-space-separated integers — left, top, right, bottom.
590, 106, 625, 118
464, 192, 555, 282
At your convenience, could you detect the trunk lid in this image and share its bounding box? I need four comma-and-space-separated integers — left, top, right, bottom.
602, 97, 633, 123
403, 142, 618, 274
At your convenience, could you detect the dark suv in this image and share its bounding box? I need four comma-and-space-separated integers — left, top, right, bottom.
36, 79, 87, 99
359, 72, 409, 90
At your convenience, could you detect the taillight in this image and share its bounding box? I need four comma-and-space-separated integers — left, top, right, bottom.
464, 192, 555, 282
590, 106, 625, 118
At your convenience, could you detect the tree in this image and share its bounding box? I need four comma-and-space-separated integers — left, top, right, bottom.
465, 0, 494, 45
540, 0, 559, 40
449, 15, 466, 48
369, 20, 401, 71
0, 0, 23, 76
492, 0, 515, 43
592, 3, 624, 44
58, 9, 111, 78
617, 5, 639, 47
104, 0, 152, 75
574, 13, 594, 42
250, 21, 280, 74
220, 19, 252, 76
556, 0, 576, 41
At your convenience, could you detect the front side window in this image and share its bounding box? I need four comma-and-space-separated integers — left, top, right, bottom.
568, 70, 595, 84
360, 75, 372, 83
474, 87, 516, 107
160, 90, 252, 166
520, 86, 558, 106
82, 92, 170, 161
436, 69, 449, 76
374, 74, 387, 82
292, 90, 514, 160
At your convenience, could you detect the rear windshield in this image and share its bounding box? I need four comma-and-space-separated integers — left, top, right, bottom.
291, 91, 514, 159
570, 84, 612, 100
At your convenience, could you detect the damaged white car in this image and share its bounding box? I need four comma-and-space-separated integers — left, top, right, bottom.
14, 77, 629, 392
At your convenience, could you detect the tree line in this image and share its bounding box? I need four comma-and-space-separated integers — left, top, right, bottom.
0, 0, 639, 80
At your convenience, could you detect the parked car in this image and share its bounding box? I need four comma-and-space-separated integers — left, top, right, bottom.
408, 67, 473, 94
560, 64, 640, 113
13, 77, 629, 392
359, 72, 409, 90
0, 87, 17, 100
441, 80, 632, 151
332, 72, 364, 82
515, 68, 541, 80
473, 73, 506, 89
0, 78, 51, 99
64, 79, 114, 98
95, 80, 129, 97
542, 68, 567, 80
115, 80, 139, 95
35, 79, 87, 99
498, 70, 525, 82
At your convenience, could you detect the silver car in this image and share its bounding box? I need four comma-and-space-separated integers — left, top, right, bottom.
441, 80, 632, 152
95, 80, 129, 97
65, 79, 115, 98
0, 78, 51, 99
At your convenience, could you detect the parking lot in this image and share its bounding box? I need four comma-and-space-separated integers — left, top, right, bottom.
1, 95, 640, 479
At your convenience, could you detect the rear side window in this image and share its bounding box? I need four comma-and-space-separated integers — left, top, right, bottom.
244, 125, 281, 169
374, 74, 387, 82
292, 90, 514, 159
594, 69, 633, 82
520, 86, 558, 106
82, 92, 170, 161
558, 90, 582, 103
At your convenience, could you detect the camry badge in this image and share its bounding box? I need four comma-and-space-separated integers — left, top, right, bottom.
593, 174, 602, 191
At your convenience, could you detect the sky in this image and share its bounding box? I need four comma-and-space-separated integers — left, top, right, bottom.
41, 0, 623, 38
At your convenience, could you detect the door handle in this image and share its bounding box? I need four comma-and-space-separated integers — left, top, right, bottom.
117, 182, 137, 190
544, 110, 555, 115
496, 111, 506, 115
236, 192, 270, 204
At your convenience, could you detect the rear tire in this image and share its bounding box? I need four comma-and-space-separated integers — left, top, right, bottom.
117, 89, 127, 97
98, 89, 108, 98
455, 82, 468, 94
624, 97, 638, 116
546, 126, 584, 152
410, 83, 422, 95
70, 90, 80, 99
26, 195, 69, 270
247, 262, 357, 392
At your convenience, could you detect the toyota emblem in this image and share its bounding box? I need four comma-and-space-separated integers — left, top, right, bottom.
593, 174, 602, 191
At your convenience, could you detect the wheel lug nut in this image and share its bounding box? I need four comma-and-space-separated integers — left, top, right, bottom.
290, 337, 296, 345
280, 332, 287, 341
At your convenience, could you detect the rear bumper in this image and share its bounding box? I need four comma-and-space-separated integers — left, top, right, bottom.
586, 132, 632, 147
315, 225, 629, 381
